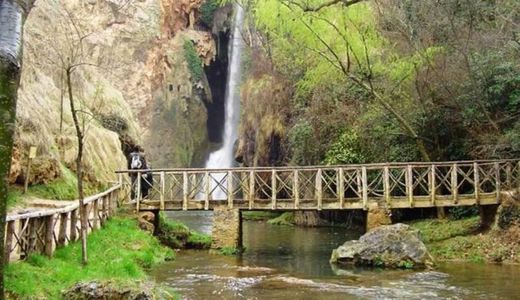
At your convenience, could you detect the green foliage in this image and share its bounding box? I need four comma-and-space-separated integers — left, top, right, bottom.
323, 129, 365, 165
242, 211, 281, 221
27, 164, 100, 200
7, 190, 22, 207
288, 120, 318, 165
5, 216, 173, 299
267, 212, 295, 226
398, 260, 415, 269
219, 246, 240, 256
157, 212, 211, 249
449, 206, 479, 220
183, 40, 204, 82
200, 0, 219, 27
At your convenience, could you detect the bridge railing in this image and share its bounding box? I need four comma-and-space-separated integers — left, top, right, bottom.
4, 184, 121, 263
116, 159, 520, 211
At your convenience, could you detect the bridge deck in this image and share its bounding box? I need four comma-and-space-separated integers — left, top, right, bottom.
117, 159, 520, 211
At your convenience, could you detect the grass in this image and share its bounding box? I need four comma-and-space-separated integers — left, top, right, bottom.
218, 246, 241, 256
7, 190, 23, 207
409, 216, 520, 263
5, 216, 174, 299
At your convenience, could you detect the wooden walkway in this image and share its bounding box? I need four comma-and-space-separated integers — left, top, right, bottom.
4, 185, 121, 262
117, 159, 520, 211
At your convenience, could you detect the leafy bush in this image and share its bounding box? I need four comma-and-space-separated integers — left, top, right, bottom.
449, 206, 479, 220
200, 0, 219, 27
323, 129, 365, 165
183, 40, 204, 82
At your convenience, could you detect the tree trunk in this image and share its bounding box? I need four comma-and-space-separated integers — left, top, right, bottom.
0, 0, 32, 297
66, 67, 88, 265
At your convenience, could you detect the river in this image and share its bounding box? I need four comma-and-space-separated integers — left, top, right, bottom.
151, 211, 520, 299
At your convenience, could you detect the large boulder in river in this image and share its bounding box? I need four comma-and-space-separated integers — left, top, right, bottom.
330, 223, 434, 269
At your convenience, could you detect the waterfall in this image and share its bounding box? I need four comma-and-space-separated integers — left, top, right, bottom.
203, 5, 245, 199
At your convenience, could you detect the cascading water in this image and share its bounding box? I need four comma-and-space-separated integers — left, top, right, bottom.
203, 5, 245, 199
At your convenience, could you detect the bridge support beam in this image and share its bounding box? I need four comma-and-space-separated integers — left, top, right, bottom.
365, 207, 392, 232
211, 207, 242, 250
479, 204, 499, 231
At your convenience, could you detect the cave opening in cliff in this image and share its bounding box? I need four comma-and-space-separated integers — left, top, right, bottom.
204, 30, 230, 144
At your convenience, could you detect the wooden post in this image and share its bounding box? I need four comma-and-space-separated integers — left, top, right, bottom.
204, 172, 210, 210
70, 209, 78, 241
495, 162, 501, 203
23, 146, 37, 194
227, 171, 233, 208
430, 165, 436, 206
27, 218, 37, 256
160, 171, 165, 210
44, 215, 55, 257
361, 167, 368, 210
183, 172, 189, 210
451, 164, 458, 204
338, 168, 345, 209
58, 212, 68, 246
293, 170, 299, 209
271, 170, 277, 210
93, 199, 100, 229
4, 221, 15, 263
316, 169, 322, 210
406, 165, 413, 207
474, 162, 480, 204
357, 168, 362, 202
506, 162, 512, 189
136, 172, 142, 212
249, 171, 255, 209
383, 166, 390, 207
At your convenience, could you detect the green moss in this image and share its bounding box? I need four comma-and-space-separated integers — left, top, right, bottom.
183, 40, 204, 82
5, 216, 174, 299
242, 211, 282, 221
27, 164, 101, 200
157, 212, 211, 249
267, 212, 295, 226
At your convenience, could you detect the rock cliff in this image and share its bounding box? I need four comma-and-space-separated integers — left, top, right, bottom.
10, 0, 229, 191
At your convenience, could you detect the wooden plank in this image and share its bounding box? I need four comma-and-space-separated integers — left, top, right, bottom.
316, 169, 322, 210
160, 171, 165, 211
406, 165, 413, 207
4, 220, 15, 263
249, 171, 255, 210
227, 171, 233, 208
204, 171, 210, 210
383, 166, 390, 206
271, 170, 277, 210
44, 215, 55, 257
361, 167, 368, 210
495, 162, 501, 203
338, 168, 345, 209
474, 162, 480, 204
430, 165, 436, 206
58, 212, 68, 246
183, 172, 188, 210
294, 170, 299, 209
357, 168, 362, 202
451, 163, 458, 204
27, 218, 37, 257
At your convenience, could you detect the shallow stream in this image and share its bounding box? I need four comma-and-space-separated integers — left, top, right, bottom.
151, 212, 520, 299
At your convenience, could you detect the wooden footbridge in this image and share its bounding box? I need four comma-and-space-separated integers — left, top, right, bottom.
117, 159, 520, 212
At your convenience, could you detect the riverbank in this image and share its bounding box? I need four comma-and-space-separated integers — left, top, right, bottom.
409, 217, 520, 264
5, 215, 177, 299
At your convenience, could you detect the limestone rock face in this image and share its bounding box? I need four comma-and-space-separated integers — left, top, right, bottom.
330, 223, 434, 269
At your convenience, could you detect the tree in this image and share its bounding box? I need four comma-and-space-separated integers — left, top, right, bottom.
0, 0, 35, 297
